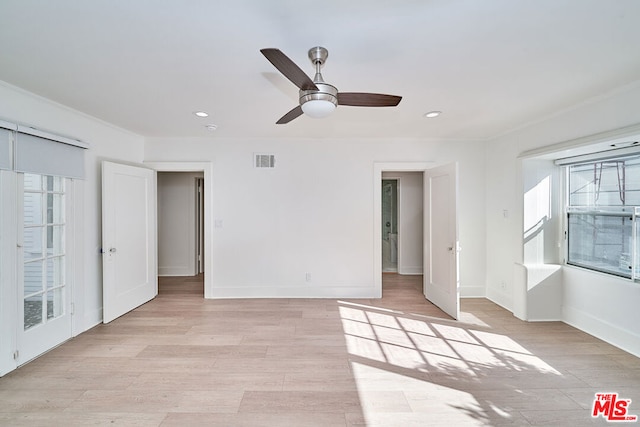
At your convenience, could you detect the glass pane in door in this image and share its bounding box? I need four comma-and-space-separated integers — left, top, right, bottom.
24, 260, 43, 296
24, 191, 43, 225
23, 226, 43, 260
47, 288, 64, 320
24, 294, 43, 330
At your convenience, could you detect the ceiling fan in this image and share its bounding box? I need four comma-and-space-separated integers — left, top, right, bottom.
260, 46, 402, 124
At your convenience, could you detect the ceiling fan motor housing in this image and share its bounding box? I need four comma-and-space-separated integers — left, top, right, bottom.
299, 82, 338, 107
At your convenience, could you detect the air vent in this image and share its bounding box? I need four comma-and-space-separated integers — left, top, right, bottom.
255, 153, 276, 168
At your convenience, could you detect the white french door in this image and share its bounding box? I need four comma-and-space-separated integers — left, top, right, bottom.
102, 161, 157, 323
16, 173, 73, 364
424, 163, 460, 320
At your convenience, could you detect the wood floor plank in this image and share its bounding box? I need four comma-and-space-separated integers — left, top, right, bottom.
136, 344, 268, 359
127, 372, 284, 392
0, 412, 167, 426
160, 412, 349, 427
238, 390, 362, 413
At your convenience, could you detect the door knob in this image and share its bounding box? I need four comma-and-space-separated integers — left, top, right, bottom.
109, 248, 117, 253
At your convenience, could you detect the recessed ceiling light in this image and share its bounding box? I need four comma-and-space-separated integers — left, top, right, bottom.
205, 124, 218, 131
194, 111, 209, 117
423, 111, 442, 118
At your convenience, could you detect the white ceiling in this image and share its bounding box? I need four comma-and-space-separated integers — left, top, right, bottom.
1, 0, 640, 140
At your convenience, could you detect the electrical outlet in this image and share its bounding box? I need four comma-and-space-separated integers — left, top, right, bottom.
305, 273, 311, 282
500, 281, 506, 290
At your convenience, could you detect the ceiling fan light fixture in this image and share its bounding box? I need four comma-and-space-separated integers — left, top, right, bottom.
424, 111, 442, 118
301, 99, 336, 118
299, 82, 338, 119
194, 111, 209, 117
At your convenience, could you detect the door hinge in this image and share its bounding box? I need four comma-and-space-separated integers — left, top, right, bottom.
13, 350, 19, 360
71, 303, 75, 315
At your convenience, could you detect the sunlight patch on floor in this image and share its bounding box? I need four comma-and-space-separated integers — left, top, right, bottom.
339, 301, 563, 377
351, 362, 498, 426
341, 300, 563, 425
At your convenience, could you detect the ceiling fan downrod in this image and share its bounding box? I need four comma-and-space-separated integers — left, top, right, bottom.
308, 46, 328, 83
299, 46, 337, 112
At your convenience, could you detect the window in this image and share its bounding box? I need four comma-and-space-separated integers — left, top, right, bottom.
566, 155, 640, 279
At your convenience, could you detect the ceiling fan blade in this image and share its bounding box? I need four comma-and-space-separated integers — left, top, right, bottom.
261, 48, 318, 91
276, 105, 304, 124
338, 92, 402, 107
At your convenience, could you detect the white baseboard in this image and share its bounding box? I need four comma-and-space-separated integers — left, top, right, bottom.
563, 305, 640, 358
209, 284, 381, 299
83, 307, 103, 330
158, 266, 195, 277
485, 288, 513, 313
398, 267, 423, 275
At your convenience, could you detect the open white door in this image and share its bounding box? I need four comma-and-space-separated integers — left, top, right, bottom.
102, 161, 157, 323
424, 163, 460, 319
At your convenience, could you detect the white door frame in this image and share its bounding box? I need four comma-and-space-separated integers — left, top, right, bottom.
374, 162, 433, 295
145, 161, 213, 298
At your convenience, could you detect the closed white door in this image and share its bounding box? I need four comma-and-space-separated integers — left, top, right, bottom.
424, 163, 460, 320
102, 161, 157, 323
17, 173, 72, 364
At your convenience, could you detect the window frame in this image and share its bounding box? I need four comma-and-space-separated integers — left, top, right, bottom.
565, 207, 638, 279
564, 155, 640, 282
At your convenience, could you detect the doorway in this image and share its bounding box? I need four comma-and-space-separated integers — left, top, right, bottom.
157, 172, 204, 279
381, 172, 424, 277
18, 173, 74, 364
381, 179, 399, 272
374, 162, 460, 319
144, 161, 213, 298
102, 161, 212, 323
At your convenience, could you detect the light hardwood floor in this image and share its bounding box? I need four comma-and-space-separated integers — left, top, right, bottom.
1, 274, 639, 426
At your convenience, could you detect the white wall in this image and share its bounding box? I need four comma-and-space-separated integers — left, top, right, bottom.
522, 159, 562, 265
0, 81, 145, 332
563, 267, 640, 356
157, 172, 203, 276
145, 137, 487, 298
485, 79, 640, 356
382, 171, 423, 275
